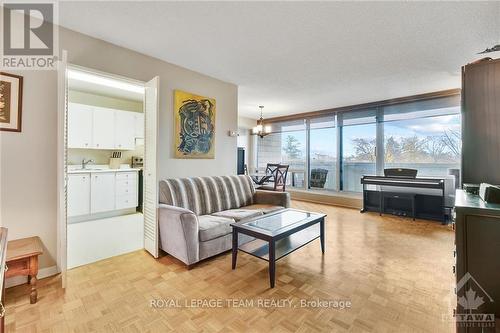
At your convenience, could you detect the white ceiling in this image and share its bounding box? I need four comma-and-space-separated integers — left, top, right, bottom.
59, 1, 500, 119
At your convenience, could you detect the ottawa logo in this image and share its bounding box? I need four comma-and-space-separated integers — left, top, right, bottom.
455, 272, 495, 328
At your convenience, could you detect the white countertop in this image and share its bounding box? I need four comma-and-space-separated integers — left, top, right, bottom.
68, 164, 141, 174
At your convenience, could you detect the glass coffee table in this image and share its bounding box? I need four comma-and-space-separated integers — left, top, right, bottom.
231, 208, 326, 288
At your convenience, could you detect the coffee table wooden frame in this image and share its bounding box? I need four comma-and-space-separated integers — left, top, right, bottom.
231, 208, 326, 288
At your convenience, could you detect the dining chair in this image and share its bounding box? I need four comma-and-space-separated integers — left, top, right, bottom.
265, 163, 280, 183
310, 168, 329, 188
261, 164, 289, 192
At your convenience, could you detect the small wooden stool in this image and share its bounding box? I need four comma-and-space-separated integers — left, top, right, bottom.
6, 237, 43, 304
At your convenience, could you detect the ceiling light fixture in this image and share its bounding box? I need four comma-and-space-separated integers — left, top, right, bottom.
252, 105, 272, 138
67, 69, 145, 94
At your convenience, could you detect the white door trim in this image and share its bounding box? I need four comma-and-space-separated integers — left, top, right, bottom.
143, 76, 159, 258
56, 50, 68, 287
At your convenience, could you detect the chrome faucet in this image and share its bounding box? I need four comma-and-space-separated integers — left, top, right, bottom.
81, 159, 94, 170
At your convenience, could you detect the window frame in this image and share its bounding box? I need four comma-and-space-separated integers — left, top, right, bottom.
256, 89, 461, 193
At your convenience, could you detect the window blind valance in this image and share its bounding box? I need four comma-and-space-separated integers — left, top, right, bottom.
340, 108, 377, 126
382, 94, 460, 122
310, 115, 336, 129
267, 119, 306, 133
264, 91, 460, 131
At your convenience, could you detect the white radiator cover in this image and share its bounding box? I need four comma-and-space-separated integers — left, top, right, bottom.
67, 213, 144, 269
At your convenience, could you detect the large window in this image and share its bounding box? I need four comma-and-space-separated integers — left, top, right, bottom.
257, 120, 307, 189
384, 114, 461, 176
309, 116, 336, 190
341, 110, 377, 192
382, 100, 461, 177
256, 92, 461, 193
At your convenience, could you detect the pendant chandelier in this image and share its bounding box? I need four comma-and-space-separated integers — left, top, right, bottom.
252, 105, 272, 138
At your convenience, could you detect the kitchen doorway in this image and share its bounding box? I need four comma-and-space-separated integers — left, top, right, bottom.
57, 57, 159, 286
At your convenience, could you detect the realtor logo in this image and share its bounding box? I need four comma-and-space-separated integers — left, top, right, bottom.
1, 1, 58, 69
455, 272, 495, 328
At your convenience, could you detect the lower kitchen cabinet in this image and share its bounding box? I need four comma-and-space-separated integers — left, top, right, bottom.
90, 172, 116, 213
67, 170, 139, 217
67, 174, 91, 216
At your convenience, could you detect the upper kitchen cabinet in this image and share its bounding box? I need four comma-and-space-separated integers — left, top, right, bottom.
68, 103, 93, 148
68, 103, 141, 150
93, 107, 115, 149
134, 113, 144, 138
115, 111, 136, 150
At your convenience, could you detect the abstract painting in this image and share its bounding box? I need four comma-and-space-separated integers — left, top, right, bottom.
0, 72, 23, 132
174, 90, 216, 159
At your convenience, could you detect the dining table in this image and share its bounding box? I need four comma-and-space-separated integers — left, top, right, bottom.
249, 172, 272, 186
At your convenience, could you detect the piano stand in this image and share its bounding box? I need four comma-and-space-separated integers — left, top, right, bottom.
361, 175, 447, 223
380, 191, 416, 221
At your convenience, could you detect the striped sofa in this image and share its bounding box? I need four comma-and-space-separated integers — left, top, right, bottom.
158, 175, 290, 267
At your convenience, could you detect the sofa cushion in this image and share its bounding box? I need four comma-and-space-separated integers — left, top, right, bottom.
198, 215, 234, 242
212, 209, 263, 221
242, 204, 284, 214
159, 175, 255, 215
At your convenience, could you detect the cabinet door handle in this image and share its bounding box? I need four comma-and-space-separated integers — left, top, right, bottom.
0, 301, 4, 318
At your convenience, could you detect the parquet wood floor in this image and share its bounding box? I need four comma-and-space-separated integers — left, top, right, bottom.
5, 201, 456, 332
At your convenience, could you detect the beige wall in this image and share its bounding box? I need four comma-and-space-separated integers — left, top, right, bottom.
0, 27, 238, 270
238, 116, 256, 130
238, 116, 257, 170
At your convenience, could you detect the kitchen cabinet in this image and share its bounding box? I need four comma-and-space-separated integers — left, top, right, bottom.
90, 172, 116, 213
68, 103, 140, 150
115, 111, 136, 150
68, 174, 91, 217
134, 113, 144, 138
68, 103, 93, 148
92, 107, 115, 149
115, 172, 138, 209
67, 169, 139, 218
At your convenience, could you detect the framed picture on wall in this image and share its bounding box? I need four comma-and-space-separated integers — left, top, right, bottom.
0, 72, 23, 132
174, 90, 216, 159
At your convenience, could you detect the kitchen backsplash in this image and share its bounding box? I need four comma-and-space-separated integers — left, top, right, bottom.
68, 145, 144, 166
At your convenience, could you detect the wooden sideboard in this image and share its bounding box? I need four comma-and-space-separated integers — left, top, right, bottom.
0, 228, 8, 333
454, 190, 500, 332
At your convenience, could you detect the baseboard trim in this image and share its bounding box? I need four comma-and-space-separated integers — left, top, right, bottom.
289, 190, 362, 209
6, 265, 59, 288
